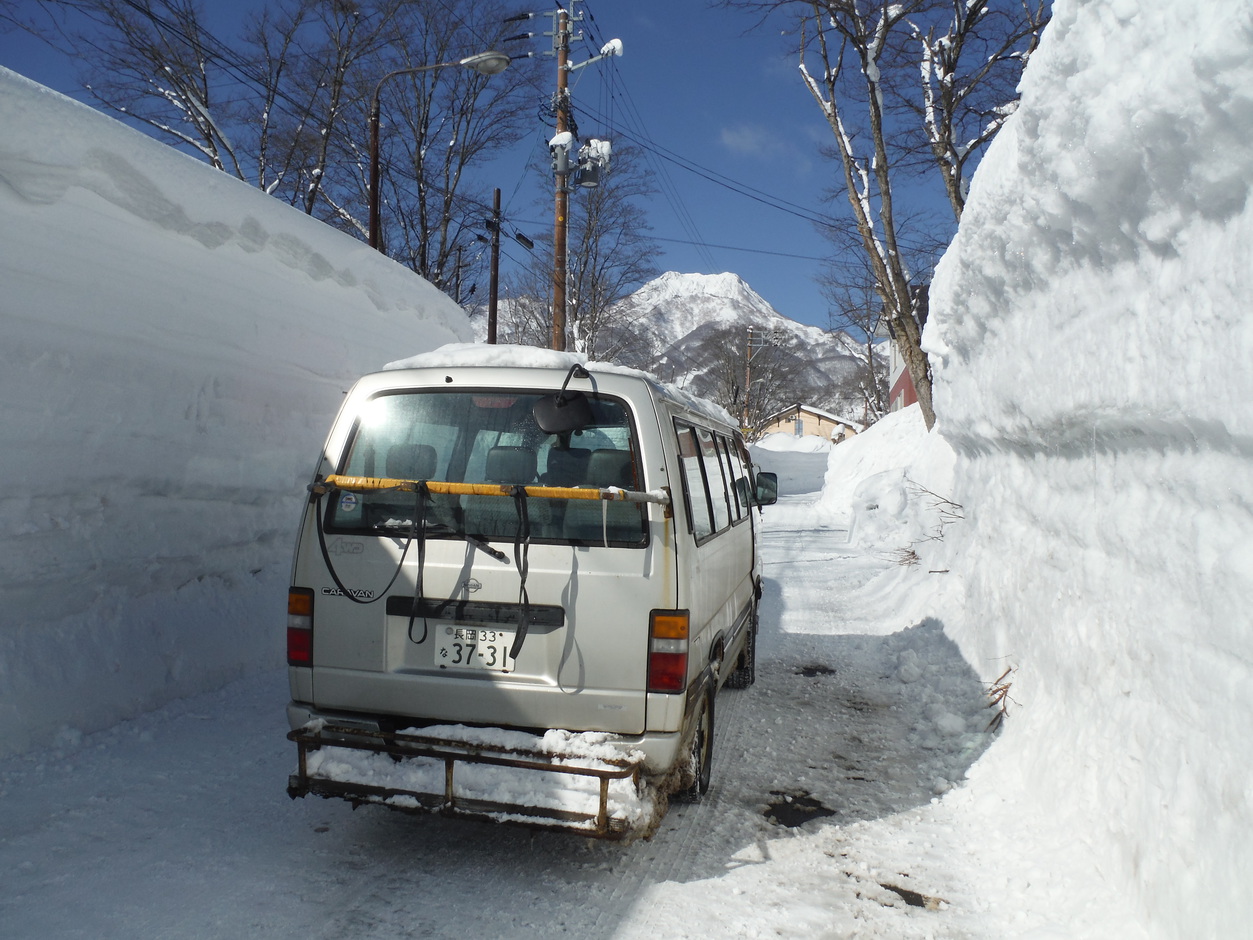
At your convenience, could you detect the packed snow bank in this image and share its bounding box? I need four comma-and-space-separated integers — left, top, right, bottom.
749, 433, 835, 497
799, 407, 961, 636
753, 431, 832, 453
817, 406, 956, 554
0, 68, 470, 757
926, 2, 1253, 936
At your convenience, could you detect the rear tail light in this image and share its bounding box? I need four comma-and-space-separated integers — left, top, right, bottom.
287, 588, 314, 665
648, 609, 689, 693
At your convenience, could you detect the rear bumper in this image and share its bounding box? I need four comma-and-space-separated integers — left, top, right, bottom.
286, 716, 667, 839
287, 701, 684, 774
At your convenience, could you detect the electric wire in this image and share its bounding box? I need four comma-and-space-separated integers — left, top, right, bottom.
45, 0, 865, 280
566, 0, 717, 270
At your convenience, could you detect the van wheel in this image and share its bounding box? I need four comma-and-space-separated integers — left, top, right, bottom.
674, 695, 714, 803
725, 615, 757, 690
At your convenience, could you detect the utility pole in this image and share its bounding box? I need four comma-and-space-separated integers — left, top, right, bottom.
551, 8, 571, 351
743, 326, 782, 430
744, 327, 754, 429
543, 2, 620, 352
487, 188, 501, 344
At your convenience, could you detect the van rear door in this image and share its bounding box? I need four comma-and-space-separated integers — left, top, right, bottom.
295, 380, 666, 737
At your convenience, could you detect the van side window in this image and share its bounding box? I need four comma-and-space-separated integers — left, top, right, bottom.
675, 423, 714, 539
697, 427, 732, 531
718, 434, 745, 521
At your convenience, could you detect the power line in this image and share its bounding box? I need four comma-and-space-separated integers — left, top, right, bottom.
570, 1, 717, 270
44, 1, 876, 278
574, 94, 840, 229
504, 214, 828, 263
650, 235, 829, 262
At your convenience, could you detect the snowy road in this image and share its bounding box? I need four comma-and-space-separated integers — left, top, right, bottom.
1, 480, 1006, 939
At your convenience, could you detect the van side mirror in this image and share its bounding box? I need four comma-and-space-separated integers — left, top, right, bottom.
754, 471, 778, 506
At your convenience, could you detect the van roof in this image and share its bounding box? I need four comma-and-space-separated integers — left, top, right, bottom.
378, 343, 737, 432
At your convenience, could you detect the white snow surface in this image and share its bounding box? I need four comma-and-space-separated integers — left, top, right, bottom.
0, 67, 470, 757
753, 431, 833, 453
0, 440, 1148, 939
924, 1, 1253, 937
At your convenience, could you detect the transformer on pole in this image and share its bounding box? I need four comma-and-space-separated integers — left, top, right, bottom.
543, 1, 620, 351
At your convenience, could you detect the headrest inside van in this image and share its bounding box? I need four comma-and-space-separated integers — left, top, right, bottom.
386, 443, 436, 480
485, 446, 537, 484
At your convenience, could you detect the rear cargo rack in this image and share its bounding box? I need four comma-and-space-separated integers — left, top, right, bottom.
287, 723, 655, 840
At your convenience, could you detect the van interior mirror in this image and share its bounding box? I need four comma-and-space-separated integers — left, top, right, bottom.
533, 364, 595, 434
754, 471, 778, 506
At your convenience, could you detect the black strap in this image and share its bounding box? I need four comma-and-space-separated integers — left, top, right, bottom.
407, 482, 429, 645
313, 484, 409, 604
311, 481, 430, 644
508, 485, 532, 660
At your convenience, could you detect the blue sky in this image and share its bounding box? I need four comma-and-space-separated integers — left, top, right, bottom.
0, 0, 923, 329
499, 0, 842, 326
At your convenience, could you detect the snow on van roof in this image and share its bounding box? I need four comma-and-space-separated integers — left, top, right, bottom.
385, 342, 580, 372
384, 343, 736, 429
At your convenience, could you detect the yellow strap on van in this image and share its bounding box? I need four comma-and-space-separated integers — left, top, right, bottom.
321, 475, 671, 506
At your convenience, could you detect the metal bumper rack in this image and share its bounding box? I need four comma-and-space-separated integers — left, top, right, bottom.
287, 723, 649, 840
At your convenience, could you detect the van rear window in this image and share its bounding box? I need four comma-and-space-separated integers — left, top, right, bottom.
326, 390, 647, 547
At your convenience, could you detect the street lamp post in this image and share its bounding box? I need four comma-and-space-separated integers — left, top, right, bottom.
368, 51, 510, 252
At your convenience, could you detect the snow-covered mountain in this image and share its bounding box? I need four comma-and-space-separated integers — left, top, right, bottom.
478, 271, 880, 423
616, 270, 785, 340
609, 272, 874, 421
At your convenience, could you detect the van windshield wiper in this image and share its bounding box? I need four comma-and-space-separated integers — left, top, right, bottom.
372, 518, 509, 565
464, 533, 510, 564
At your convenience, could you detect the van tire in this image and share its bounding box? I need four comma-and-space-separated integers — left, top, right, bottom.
674, 694, 714, 803
725, 612, 757, 690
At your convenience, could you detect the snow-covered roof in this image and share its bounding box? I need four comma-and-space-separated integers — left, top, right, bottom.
762, 403, 864, 431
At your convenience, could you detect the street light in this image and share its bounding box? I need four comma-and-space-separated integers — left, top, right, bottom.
368, 51, 511, 251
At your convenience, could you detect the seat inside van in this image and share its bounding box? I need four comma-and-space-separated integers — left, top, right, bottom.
540, 446, 590, 486
563, 448, 643, 545
462, 445, 546, 539
360, 443, 440, 529
386, 443, 437, 481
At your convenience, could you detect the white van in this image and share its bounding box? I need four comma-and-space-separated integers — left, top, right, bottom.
285, 346, 777, 838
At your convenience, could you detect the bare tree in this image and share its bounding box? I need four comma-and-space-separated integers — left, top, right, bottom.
727, 0, 1048, 428
236, 0, 402, 214
13, 0, 246, 175
364, 1, 533, 297
565, 145, 662, 359
9, 0, 535, 298
795, 2, 937, 426
488, 286, 552, 348
913, 0, 1049, 219
677, 325, 811, 437
825, 268, 890, 420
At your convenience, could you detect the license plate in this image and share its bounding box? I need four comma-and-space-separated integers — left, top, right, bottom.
436, 625, 514, 672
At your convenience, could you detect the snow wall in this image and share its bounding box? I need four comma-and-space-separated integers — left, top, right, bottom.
925, 2, 1253, 935
0, 69, 471, 758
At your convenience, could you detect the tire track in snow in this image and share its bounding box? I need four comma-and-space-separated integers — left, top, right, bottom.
582, 681, 757, 936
